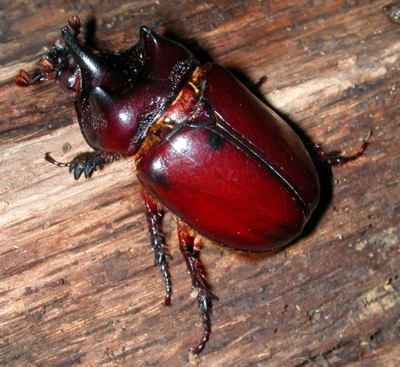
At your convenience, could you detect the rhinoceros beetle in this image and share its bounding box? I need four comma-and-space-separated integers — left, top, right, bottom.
16, 16, 369, 354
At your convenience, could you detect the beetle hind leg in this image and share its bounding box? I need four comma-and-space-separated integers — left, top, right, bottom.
313, 132, 371, 166
142, 189, 173, 305
178, 222, 218, 354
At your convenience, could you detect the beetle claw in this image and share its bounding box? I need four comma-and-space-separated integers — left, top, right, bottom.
190, 286, 218, 354
45, 151, 122, 179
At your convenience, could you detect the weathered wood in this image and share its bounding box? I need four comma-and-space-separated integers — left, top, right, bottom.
1, 1, 399, 366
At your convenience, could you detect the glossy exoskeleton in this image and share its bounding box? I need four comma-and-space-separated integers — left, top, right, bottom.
16, 16, 368, 354
383, 1, 400, 24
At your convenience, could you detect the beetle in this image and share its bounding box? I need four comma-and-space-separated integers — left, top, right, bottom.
383, 1, 400, 24
15, 16, 368, 354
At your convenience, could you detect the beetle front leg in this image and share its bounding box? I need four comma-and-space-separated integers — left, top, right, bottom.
177, 222, 218, 354
45, 151, 122, 180
142, 189, 173, 306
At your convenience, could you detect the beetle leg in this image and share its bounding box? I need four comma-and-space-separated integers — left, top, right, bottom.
142, 189, 173, 306
313, 132, 371, 166
177, 222, 218, 354
45, 151, 122, 180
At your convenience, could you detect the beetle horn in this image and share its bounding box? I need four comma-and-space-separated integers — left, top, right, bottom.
61, 25, 136, 95
61, 26, 103, 78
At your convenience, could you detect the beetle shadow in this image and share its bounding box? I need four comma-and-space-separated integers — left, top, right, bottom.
80, 16, 98, 49
302, 159, 333, 236
163, 31, 215, 65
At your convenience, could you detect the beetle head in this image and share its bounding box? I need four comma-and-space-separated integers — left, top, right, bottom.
16, 18, 198, 156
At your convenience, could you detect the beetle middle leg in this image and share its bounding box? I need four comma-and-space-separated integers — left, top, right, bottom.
177, 222, 218, 354
142, 189, 173, 306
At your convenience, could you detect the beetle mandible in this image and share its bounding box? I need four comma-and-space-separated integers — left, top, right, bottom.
16, 16, 368, 354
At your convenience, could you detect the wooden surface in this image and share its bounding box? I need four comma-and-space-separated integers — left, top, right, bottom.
1, 1, 399, 366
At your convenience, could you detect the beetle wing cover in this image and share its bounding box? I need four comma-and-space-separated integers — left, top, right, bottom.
202, 63, 320, 215
137, 63, 320, 251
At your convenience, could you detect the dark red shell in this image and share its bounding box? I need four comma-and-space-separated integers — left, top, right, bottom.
137, 63, 320, 251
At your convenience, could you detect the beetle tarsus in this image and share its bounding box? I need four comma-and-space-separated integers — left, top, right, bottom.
178, 222, 218, 354
142, 190, 173, 305
314, 131, 371, 166
189, 288, 213, 354
45, 151, 121, 180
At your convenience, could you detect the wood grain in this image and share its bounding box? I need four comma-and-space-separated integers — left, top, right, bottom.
1, 1, 399, 366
